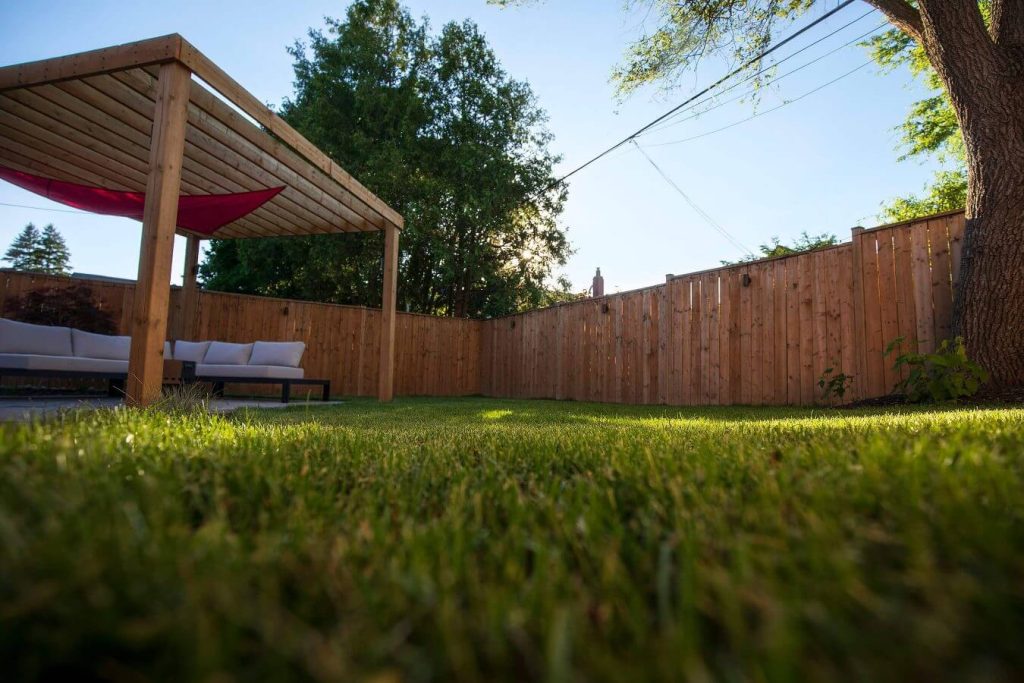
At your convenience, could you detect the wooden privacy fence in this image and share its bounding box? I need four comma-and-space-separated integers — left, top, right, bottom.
1, 210, 965, 405
0, 272, 482, 398
481, 210, 966, 405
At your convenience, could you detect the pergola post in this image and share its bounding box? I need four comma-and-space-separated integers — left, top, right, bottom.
178, 235, 201, 340
126, 61, 191, 407
377, 223, 399, 401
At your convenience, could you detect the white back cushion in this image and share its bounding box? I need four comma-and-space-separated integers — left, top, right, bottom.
203, 341, 253, 365
72, 329, 131, 360
173, 340, 211, 363
0, 317, 73, 356
248, 341, 305, 368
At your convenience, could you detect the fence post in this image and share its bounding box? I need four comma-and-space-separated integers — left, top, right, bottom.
657, 279, 670, 404
850, 226, 866, 401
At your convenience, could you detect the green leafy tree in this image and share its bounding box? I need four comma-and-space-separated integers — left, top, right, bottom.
38, 224, 71, 275
201, 0, 570, 318
863, 24, 969, 222
722, 231, 838, 265
494, 0, 1024, 385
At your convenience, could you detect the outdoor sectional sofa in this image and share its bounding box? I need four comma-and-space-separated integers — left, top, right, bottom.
0, 317, 329, 403
170, 339, 329, 402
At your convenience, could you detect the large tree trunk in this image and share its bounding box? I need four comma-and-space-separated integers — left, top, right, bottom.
875, 0, 1024, 385
954, 94, 1024, 384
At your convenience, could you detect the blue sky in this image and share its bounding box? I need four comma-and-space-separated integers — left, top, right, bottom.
0, 0, 939, 293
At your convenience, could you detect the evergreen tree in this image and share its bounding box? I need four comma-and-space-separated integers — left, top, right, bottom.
39, 224, 71, 275
3, 223, 72, 274
3, 223, 42, 271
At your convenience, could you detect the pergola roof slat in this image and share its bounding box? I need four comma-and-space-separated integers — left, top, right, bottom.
0, 34, 402, 239
0, 128, 271, 240
172, 69, 381, 233
0, 117, 149, 191
88, 72, 309, 237
35, 79, 293, 237
176, 40, 404, 229
111, 69, 362, 234
0, 96, 287, 238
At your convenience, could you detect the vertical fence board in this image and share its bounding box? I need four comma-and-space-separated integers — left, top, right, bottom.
931, 216, 954, 344
877, 229, 901, 393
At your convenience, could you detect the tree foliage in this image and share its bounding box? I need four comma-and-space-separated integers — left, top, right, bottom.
490, 0, 818, 97
862, 22, 972, 222
39, 224, 72, 275
3, 223, 71, 275
722, 230, 838, 265
3, 223, 40, 270
5, 285, 115, 334
200, 0, 571, 318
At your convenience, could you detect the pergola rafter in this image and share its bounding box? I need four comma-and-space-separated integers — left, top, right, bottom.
0, 34, 402, 405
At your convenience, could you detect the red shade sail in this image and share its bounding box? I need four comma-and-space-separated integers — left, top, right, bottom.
0, 165, 284, 236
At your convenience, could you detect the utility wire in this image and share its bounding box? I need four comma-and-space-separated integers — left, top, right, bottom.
549, 0, 857, 188
0, 201, 92, 215
643, 59, 872, 148
644, 23, 886, 137
629, 140, 754, 256
646, 16, 883, 135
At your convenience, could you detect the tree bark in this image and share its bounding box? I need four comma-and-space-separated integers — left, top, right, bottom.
870, 0, 1024, 384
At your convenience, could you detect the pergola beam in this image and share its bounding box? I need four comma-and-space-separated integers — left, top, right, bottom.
0, 35, 183, 92
125, 61, 190, 407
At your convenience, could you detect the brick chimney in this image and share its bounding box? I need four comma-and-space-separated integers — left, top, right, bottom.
592, 267, 604, 298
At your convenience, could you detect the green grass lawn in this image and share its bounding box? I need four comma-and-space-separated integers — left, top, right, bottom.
2, 398, 1023, 682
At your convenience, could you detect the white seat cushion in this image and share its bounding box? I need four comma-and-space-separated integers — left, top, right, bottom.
0, 353, 127, 374
0, 318, 73, 356
203, 342, 253, 365
196, 363, 304, 380
72, 329, 131, 360
173, 340, 211, 363
248, 341, 305, 368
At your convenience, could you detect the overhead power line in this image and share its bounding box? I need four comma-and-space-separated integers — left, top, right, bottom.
549, 0, 857, 188
643, 59, 873, 148
629, 140, 754, 257
0, 201, 92, 215
646, 16, 884, 135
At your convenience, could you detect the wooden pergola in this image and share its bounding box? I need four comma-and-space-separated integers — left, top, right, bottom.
0, 34, 403, 405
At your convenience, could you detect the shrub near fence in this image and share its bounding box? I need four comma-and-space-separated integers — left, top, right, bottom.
0, 210, 966, 404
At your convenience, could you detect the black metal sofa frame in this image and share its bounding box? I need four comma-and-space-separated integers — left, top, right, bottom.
0, 368, 127, 396
1, 365, 330, 404
204, 377, 331, 403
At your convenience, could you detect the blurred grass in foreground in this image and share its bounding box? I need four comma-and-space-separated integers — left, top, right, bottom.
2, 398, 1023, 681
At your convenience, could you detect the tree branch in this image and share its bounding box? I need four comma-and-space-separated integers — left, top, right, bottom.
992, 0, 1024, 47
861, 0, 924, 41
916, 0, 997, 57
